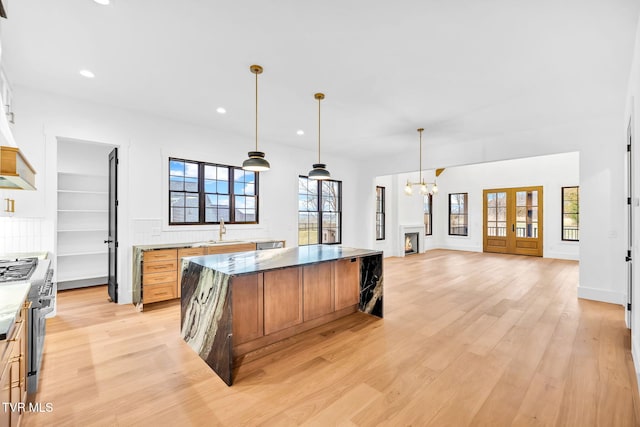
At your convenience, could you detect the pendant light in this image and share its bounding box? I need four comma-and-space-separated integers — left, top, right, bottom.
404, 128, 438, 196
242, 64, 270, 172
309, 93, 331, 180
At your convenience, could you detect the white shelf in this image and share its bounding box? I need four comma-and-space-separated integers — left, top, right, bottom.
58, 171, 107, 178
57, 190, 108, 195
58, 209, 108, 213
58, 228, 108, 233
57, 274, 107, 283
58, 251, 107, 257
56, 143, 111, 289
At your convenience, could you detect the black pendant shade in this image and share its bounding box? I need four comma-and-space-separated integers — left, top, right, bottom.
242, 151, 270, 172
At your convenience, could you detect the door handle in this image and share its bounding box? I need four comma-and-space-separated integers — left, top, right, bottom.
104, 240, 113, 244
626, 256, 632, 262
512, 224, 515, 232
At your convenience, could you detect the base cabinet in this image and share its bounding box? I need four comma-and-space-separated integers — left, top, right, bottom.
263, 268, 303, 335
139, 243, 258, 306
303, 263, 334, 321
0, 302, 29, 427
142, 249, 178, 304
335, 259, 360, 310
231, 274, 263, 345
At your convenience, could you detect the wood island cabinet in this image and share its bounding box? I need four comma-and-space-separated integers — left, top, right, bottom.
232, 260, 361, 355
335, 258, 360, 310
303, 262, 334, 321
231, 274, 263, 345
263, 268, 303, 335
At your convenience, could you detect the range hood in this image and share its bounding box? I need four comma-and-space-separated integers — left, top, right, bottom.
0, 146, 36, 190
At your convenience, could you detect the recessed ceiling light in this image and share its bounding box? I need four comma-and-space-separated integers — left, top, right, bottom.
94, 0, 110, 5
216, 107, 227, 114
79, 69, 95, 78
296, 130, 304, 136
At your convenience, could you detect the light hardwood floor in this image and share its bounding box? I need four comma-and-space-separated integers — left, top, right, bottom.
22, 250, 640, 426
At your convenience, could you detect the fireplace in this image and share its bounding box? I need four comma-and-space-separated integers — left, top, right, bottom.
404, 232, 419, 255
399, 224, 425, 257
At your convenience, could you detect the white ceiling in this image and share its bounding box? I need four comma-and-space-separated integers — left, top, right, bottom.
2, 0, 639, 159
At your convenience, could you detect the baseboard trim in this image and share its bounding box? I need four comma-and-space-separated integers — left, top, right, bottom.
577, 285, 625, 306
439, 244, 482, 253
544, 251, 579, 261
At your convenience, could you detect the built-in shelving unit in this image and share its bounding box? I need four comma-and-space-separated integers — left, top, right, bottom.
56, 140, 113, 289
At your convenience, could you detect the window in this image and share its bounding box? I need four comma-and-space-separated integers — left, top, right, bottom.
376, 186, 385, 240
424, 193, 433, 236
298, 176, 342, 246
169, 158, 258, 225
449, 193, 468, 236
562, 186, 579, 241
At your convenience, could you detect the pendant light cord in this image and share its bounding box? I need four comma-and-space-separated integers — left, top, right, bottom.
255, 70, 259, 151
419, 128, 423, 183
318, 96, 321, 163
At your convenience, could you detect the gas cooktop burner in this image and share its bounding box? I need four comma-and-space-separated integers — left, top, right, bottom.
0, 257, 38, 283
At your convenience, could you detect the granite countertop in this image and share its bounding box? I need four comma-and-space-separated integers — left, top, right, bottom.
0, 282, 31, 340
134, 239, 283, 251
187, 245, 382, 276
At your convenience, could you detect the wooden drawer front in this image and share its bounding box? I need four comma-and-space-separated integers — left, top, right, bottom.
143, 270, 177, 285
207, 243, 256, 255
143, 259, 177, 274
178, 247, 207, 258
143, 249, 177, 262
144, 283, 176, 303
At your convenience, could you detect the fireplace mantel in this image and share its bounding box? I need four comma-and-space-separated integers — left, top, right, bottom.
398, 224, 425, 257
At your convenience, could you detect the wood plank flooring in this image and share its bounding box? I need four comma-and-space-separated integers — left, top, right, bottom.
21, 249, 640, 426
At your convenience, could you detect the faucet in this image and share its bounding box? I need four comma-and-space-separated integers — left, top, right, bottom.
219, 218, 226, 241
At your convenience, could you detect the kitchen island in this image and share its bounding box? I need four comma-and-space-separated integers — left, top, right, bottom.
180, 245, 383, 385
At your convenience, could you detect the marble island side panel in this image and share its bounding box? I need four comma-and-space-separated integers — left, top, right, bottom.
180, 261, 233, 385
359, 254, 383, 317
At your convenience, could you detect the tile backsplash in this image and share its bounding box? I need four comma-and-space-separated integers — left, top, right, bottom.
0, 217, 45, 254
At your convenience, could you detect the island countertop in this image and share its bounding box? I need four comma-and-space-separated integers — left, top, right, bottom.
185, 245, 382, 276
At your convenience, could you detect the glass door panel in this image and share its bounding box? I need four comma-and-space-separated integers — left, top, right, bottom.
515, 190, 539, 238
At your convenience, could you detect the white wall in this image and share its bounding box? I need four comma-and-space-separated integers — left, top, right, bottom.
375, 153, 580, 260
434, 153, 580, 259
8, 87, 371, 304
625, 9, 640, 395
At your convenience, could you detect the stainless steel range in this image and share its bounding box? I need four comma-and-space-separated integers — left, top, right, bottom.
0, 256, 55, 394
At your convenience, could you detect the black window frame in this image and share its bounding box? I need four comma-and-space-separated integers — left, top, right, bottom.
424, 193, 433, 236
376, 186, 386, 240
449, 193, 468, 236
298, 176, 342, 246
561, 186, 579, 241
168, 157, 259, 225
